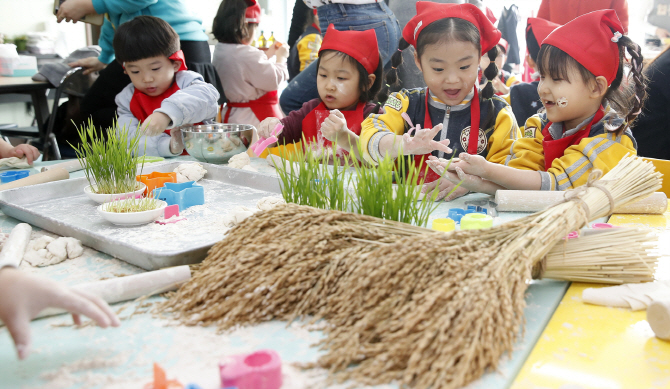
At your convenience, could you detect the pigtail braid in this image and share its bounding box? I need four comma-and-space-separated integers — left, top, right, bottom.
616, 36, 647, 134
375, 38, 410, 107
480, 46, 499, 130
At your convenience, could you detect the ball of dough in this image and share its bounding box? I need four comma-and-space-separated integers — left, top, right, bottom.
256, 197, 286, 211
222, 206, 258, 227
174, 163, 207, 183
228, 152, 251, 169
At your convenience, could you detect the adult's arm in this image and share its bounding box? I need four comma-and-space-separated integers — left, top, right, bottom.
91, 0, 157, 15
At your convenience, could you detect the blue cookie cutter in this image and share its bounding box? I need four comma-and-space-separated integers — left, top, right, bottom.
0, 170, 29, 183
449, 207, 487, 223
152, 181, 204, 210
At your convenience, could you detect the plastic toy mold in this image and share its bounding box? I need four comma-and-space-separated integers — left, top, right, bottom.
137, 172, 177, 195
152, 181, 204, 210
219, 349, 282, 389
0, 170, 29, 183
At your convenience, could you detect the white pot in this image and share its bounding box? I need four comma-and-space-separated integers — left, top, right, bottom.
84, 183, 147, 204
97, 200, 168, 227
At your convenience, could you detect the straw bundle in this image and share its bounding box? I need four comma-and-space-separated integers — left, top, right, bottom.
161, 156, 661, 389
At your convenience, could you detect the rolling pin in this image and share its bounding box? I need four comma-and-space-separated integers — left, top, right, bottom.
0, 223, 32, 268
648, 299, 670, 340
40, 159, 84, 173
0, 167, 69, 191
495, 190, 668, 214
35, 265, 192, 319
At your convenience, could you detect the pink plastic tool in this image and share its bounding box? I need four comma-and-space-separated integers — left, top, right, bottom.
252, 123, 283, 156
219, 349, 282, 389
591, 223, 616, 229
565, 231, 579, 240
155, 204, 185, 225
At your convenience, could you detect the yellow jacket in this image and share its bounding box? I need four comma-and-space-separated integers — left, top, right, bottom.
361, 87, 520, 165
506, 107, 637, 190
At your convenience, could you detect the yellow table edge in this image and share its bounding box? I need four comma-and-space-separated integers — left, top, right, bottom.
511, 206, 670, 389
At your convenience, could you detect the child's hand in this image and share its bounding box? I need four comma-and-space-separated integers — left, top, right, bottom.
422, 178, 469, 202
492, 77, 510, 94
402, 123, 452, 155
140, 112, 171, 137
449, 153, 489, 178
169, 129, 184, 155
257, 117, 282, 139
3, 144, 40, 165
321, 110, 348, 142
0, 267, 120, 360
275, 44, 289, 63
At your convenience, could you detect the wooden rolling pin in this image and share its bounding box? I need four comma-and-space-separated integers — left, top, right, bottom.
648, 299, 670, 340
495, 190, 668, 214
40, 159, 84, 173
35, 265, 192, 319
0, 167, 69, 191
0, 223, 32, 268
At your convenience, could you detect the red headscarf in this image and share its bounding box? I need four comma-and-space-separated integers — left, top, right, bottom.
542, 10, 624, 85
245, 0, 261, 23
319, 24, 380, 74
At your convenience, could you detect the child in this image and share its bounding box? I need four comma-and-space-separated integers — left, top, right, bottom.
432, 10, 645, 193
505, 18, 560, 130
360, 2, 521, 201
254, 24, 383, 163
114, 16, 220, 157
212, 0, 289, 137
480, 38, 519, 95
288, 9, 322, 82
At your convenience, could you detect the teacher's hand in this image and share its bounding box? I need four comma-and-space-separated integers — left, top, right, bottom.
68, 57, 106, 75
56, 0, 96, 23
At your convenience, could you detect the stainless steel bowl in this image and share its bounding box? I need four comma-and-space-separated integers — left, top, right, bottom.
180, 123, 254, 164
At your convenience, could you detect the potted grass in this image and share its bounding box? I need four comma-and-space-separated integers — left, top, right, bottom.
73, 119, 147, 203
97, 195, 167, 226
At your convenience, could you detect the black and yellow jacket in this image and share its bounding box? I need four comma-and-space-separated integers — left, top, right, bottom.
361, 87, 520, 164
506, 105, 637, 190
502, 80, 542, 130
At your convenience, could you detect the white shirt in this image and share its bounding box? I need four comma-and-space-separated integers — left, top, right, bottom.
213, 43, 288, 127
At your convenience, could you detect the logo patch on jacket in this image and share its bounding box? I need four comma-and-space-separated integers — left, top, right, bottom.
460, 127, 488, 155
384, 95, 402, 112
524, 126, 537, 138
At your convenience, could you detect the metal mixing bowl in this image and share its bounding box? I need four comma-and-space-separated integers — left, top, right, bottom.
180, 123, 254, 164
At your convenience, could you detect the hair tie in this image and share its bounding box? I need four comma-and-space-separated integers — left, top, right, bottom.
611, 31, 622, 43
391, 66, 397, 70
397, 48, 403, 52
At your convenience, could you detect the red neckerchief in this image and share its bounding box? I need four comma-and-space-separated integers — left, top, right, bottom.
312, 23, 321, 33
302, 101, 366, 161
414, 88, 481, 183
168, 50, 188, 71
129, 80, 180, 122
541, 106, 605, 171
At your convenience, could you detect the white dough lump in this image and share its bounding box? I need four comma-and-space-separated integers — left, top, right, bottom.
222, 206, 258, 228
256, 197, 286, 211
174, 162, 207, 183
228, 152, 251, 169
23, 236, 84, 267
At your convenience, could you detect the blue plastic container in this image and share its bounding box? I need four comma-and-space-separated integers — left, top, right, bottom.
448, 208, 466, 223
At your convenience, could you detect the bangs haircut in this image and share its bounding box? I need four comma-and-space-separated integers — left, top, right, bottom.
113, 16, 180, 64
536, 44, 595, 84
415, 18, 481, 58
317, 50, 383, 103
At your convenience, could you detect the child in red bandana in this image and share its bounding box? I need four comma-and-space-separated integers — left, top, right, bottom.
252, 24, 384, 164
114, 16, 220, 157
432, 10, 646, 193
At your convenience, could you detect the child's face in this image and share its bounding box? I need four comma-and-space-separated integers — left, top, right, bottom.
537, 65, 605, 129
416, 40, 480, 106
317, 52, 362, 110
124, 56, 180, 97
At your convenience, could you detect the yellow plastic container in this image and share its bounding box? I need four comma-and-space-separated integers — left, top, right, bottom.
431, 218, 456, 232
460, 213, 493, 230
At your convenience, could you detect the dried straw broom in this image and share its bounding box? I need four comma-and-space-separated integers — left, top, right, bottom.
160, 156, 661, 389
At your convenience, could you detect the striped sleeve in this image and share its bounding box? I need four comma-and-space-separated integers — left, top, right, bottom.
486, 102, 521, 165
505, 114, 546, 171
540, 131, 637, 190
360, 90, 409, 164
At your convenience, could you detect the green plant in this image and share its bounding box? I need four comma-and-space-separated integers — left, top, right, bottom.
102, 196, 163, 213
274, 138, 353, 211
273, 138, 461, 227
72, 118, 145, 195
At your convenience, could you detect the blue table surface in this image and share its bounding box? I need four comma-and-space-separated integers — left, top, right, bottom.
0, 158, 570, 389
